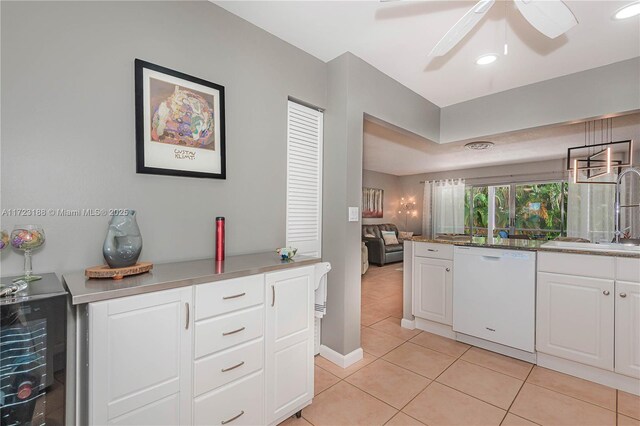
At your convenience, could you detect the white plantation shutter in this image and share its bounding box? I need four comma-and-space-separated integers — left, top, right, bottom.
286, 101, 323, 257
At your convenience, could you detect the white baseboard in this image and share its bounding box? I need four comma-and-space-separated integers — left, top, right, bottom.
537, 353, 640, 395
456, 333, 537, 364
414, 317, 456, 339
319, 345, 364, 369
401, 319, 415, 330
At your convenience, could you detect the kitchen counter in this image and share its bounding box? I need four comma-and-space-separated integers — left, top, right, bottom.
411, 236, 640, 258
63, 252, 321, 305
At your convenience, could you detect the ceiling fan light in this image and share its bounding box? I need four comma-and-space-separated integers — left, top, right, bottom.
476, 54, 497, 65
614, 2, 640, 19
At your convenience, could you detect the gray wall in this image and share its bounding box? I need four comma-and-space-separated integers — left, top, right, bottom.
440, 58, 640, 143
0, 1, 327, 276
362, 170, 403, 228
322, 53, 440, 355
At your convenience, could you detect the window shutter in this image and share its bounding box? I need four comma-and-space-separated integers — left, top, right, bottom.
286, 101, 323, 257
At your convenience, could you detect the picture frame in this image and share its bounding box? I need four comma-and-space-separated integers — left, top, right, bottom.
362, 187, 384, 218
135, 59, 226, 179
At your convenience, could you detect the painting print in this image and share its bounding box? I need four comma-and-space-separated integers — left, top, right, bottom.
149, 78, 216, 151
135, 59, 226, 179
363, 187, 384, 218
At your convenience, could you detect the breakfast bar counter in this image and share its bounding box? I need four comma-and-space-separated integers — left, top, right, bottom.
411, 236, 640, 258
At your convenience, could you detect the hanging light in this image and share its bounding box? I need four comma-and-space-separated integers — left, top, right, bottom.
567, 118, 634, 184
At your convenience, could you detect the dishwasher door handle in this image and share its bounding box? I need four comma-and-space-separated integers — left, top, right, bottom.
481, 255, 502, 261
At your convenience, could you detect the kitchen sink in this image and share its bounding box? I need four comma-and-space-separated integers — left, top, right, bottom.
541, 240, 640, 254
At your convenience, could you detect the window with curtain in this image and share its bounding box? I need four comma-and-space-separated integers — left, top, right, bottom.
431, 179, 466, 235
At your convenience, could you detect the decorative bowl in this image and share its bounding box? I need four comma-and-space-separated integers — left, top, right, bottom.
276, 247, 298, 260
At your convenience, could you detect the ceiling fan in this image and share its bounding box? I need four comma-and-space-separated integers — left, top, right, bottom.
385, 0, 578, 57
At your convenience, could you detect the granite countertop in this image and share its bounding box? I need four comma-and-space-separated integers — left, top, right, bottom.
63, 252, 321, 305
411, 236, 640, 258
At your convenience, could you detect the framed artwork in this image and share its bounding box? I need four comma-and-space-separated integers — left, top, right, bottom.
363, 187, 384, 218
135, 59, 226, 179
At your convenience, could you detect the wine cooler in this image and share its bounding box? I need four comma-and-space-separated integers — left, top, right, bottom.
0, 274, 67, 425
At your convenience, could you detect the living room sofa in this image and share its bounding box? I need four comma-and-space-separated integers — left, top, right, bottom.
362, 224, 403, 266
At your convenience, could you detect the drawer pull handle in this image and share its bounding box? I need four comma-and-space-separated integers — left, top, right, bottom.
222, 326, 246, 336
223, 292, 246, 300
221, 411, 244, 424
221, 361, 245, 372
428, 249, 438, 252
603, 290, 610, 296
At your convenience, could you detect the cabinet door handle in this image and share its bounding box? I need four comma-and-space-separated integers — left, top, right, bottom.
603, 290, 610, 296
445, 268, 451, 272
271, 285, 276, 307
185, 302, 190, 330
221, 411, 244, 424
223, 292, 246, 300
221, 361, 245, 372
620, 293, 627, 298
222, 326, 245, 336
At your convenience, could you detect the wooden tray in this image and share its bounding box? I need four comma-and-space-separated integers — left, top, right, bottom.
85, 262, 153, 280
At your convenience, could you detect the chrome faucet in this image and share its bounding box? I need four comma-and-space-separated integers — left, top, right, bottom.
614, 167, 640, 244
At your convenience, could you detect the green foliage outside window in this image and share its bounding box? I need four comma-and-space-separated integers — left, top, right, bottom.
464, 182, 568, 240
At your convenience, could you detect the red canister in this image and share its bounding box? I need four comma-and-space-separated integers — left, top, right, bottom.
215, 217, 225, 261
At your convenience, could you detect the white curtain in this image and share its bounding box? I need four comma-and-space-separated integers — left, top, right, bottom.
432, 179, 466, 235
567, 182, 615, 243
422, 182, 432, 238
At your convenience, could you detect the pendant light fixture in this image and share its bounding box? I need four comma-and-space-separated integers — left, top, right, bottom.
567, 118, 634, 184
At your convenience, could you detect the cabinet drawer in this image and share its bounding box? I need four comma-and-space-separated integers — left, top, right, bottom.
195, 306, 264, 359
194, 371, 264, 426
195, 274, 264, 320
617, 258, 640, 283
194, 338, 263, 397
538, 252, 615, 279
414, 242, 454, 260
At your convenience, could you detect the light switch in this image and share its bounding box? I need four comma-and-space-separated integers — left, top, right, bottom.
348, 207, 359, 222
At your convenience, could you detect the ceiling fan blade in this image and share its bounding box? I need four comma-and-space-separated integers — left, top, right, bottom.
428, 0, 495, 57
514, 0, 578, 39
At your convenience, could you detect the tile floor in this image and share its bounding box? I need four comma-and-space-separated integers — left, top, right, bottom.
280, 263, 640, 426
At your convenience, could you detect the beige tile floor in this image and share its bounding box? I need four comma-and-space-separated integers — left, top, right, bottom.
280, 263, 640, 426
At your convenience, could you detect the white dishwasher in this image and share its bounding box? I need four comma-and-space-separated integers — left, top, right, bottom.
453, 246, 536, 353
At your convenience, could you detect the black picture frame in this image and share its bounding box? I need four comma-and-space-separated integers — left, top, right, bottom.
135, 59, 226, 179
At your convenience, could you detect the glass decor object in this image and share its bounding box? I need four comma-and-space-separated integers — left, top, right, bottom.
10, 225, 45, 282
0, 230, 9, 251
103, 210, 142, 268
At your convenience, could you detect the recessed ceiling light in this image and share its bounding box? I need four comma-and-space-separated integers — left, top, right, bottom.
476, 54, 497, 65
465, 141, 495, 151
614, 1, 640, 19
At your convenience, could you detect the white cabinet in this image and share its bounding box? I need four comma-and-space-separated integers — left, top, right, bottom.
265, 266, 315, 425
413, 256, 453, 325
88, 287, 193, 425
615, 280, 640, 379
536, 272, 614, 370
87, 265, 318, 426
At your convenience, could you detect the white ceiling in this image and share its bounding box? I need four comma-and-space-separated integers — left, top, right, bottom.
363, 113, 640, 175
215, 1, 640, 107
